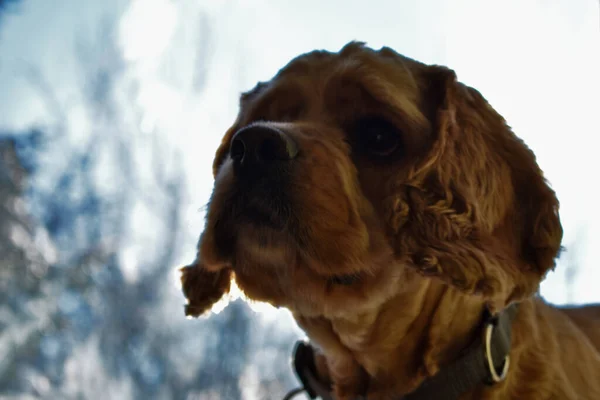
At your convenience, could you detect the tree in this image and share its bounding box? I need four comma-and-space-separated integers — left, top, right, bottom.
1, 13, 301, 399
0, 0, 20, 27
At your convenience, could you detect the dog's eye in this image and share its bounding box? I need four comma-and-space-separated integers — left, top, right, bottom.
353, 116, 401, 157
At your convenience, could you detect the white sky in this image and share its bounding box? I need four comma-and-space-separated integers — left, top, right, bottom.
0, 0, 599, 305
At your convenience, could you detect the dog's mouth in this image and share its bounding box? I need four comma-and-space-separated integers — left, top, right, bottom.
208, 191, 367, 282
205, 183, 296, 260
237, 194, 292, 231
328, 273, 362, 286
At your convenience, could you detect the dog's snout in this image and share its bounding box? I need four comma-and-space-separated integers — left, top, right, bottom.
230, 124, 298, 167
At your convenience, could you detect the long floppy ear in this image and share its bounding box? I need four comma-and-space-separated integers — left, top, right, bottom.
180, 261, 232, 317
390, 65, 563, 307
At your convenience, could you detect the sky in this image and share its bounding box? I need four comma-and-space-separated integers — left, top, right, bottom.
0, 0, 599, 311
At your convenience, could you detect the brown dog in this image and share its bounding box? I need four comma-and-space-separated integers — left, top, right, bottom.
181, 42, 600, 399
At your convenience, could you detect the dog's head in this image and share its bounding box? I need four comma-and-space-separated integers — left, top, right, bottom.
181, 42, 562, 318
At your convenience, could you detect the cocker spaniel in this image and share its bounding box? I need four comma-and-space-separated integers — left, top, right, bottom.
181, 42, 600, 399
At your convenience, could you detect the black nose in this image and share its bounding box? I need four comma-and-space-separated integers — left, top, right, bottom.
229, 124, 298, 167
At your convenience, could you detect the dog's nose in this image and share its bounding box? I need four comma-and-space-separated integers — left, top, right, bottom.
229, 124, 298, 166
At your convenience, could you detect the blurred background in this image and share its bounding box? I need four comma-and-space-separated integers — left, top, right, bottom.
0, 0, 598, 399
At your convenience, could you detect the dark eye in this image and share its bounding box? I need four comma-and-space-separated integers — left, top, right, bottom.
352, 116, 401, 157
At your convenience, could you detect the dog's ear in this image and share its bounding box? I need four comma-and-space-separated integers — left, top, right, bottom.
497, 104, 564, 302
180, 262, 232, 317
388, 65, 563, 306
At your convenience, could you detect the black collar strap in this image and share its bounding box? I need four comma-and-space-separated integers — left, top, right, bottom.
284, 303, 519, 400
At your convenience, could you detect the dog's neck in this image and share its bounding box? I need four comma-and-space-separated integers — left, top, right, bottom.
329, 276, 492, 395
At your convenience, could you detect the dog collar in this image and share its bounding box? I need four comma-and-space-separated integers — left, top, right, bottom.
284, 303, 519, 400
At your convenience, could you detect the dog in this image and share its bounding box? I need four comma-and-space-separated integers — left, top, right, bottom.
181, 42, 600, 399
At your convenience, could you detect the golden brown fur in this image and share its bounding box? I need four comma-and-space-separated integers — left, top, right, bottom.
181, 42, 600, 399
